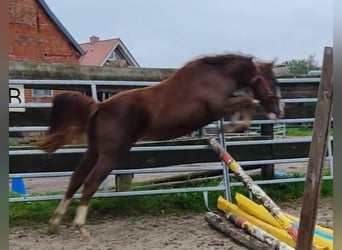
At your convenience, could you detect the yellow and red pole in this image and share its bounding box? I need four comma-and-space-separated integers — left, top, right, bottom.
209, 138, 299, 242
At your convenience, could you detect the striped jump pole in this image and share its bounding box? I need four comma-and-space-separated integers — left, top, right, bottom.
225, 212, 295, 250
209, 137, 299, 242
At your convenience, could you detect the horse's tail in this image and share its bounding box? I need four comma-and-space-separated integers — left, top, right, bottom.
38, 91, 98, 154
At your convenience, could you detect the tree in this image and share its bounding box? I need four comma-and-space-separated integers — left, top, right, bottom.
282, 54, 321, 75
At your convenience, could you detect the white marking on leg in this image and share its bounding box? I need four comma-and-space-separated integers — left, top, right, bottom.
279, 102, 285, 118
48, 198, 72, 234
73, 204, 89, 227
221, 112, 242, 132
241, 111, 251, 129
55, 198, 72, 215
73, 204, 91, 238
231, 111, 241, 124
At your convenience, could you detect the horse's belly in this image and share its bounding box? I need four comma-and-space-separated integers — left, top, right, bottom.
143, 118, 211, 141
141, 100, 219, 140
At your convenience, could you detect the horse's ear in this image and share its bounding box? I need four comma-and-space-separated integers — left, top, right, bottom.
253, 58, 276, 73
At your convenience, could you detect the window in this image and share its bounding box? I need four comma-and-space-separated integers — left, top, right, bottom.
31, 89, 53, 97
108, 49, 125, 61
108, 51, 119, 60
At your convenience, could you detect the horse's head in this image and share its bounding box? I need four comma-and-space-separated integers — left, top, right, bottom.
250, 61, 284, 120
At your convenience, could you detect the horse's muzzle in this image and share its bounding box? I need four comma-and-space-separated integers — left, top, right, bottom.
267, 107, 284, 120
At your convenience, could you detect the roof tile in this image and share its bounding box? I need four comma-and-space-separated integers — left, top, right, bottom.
79, 38, 120, 66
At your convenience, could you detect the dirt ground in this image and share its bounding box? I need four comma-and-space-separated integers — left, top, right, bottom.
9, 163, 333, 250
9, 198, 333, 250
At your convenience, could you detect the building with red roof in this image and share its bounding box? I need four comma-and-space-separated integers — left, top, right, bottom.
80, 36, 139, 67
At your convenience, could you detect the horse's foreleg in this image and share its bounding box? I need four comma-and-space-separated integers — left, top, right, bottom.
73, 154, 115, 238
48, 149, 98, 235
226, 111, 241, 129
221, 112, 252, 133
221, 96, 254, 133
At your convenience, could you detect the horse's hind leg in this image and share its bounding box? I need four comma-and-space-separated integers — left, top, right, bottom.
71, 104, 143, 237
48, 148, 98, 234
72, 153, 120, 237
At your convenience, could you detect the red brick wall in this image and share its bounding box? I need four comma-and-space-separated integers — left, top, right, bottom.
9, 0, 81, 102
23, 89, 66, 103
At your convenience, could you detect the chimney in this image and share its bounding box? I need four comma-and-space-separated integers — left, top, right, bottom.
90, 35, 99, 45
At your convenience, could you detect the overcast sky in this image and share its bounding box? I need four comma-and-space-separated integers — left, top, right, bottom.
45, 0, 332, 68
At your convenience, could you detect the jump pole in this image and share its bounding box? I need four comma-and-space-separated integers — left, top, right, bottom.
224, 212, 295, 250
209, 138, 299, 242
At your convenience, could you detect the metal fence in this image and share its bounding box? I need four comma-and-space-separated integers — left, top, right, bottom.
9, 78, 333, 204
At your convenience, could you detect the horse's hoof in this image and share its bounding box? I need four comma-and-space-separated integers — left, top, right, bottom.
80, 233, 92, 241
232, 127, 247, 133
47, 223, 59, 235
220, 125, 235, 133
75, 224, 91, 239
221, 126, 246, 133
267, 112, 277, 120
47, 213, 62, 234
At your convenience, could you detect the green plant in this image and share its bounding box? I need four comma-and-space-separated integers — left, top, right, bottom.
286, 127, 313, 136
9, 177, 333, 227
9, 138, 19, 147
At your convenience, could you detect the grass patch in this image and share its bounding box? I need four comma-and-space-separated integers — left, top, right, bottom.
9, 138, 19, 147
9, 191, 223, 227
9, 177, 333, 227
286, 127, 333, 137
286, 127, 313, 136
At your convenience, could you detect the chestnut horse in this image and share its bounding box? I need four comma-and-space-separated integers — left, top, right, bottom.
39, 53, 282, 237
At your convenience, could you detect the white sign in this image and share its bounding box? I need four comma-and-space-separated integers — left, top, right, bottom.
9, 85, 26, 112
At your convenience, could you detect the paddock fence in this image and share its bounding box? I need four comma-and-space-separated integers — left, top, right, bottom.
9, 61, 333, 204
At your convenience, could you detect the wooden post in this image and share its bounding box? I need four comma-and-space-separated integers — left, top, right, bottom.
115, 174, 133, 192
260, 124, 274, 179
296, 47, 333, 250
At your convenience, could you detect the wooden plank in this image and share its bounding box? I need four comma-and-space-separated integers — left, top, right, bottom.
296, 47, 333, 250
10, 108, 51, 126
9, 138, 323, 174
204, 212, 271, 250
8, 136, 269, 173
135, 176, 222, 190
280, 83, 319, 98
9, 60, 175, 81
224, 212, 294, 249
9, 144, 265, 173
